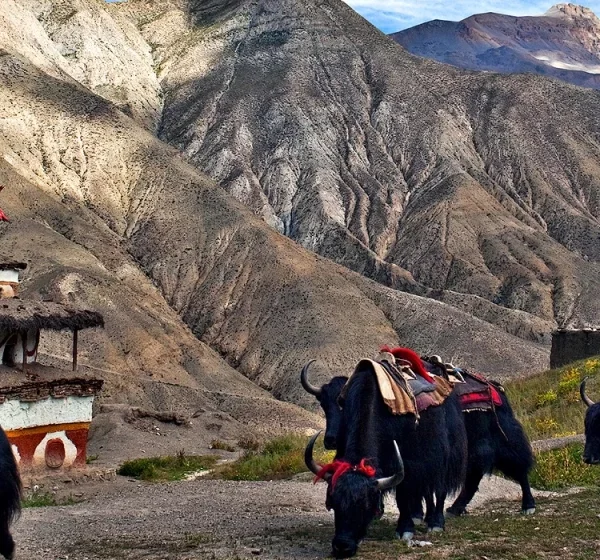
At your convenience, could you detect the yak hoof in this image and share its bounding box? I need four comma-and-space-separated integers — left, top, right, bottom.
412, 517, 424, 526
522, 507, 536, 515
428, 526, 444, 533
397, 531, 414, 542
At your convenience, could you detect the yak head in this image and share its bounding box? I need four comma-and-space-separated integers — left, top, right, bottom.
305, 432, 404, 559
581, 378, 600, 464
300, 361, 347, 450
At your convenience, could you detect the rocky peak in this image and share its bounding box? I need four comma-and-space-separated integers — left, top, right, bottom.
545, 3, 600, 23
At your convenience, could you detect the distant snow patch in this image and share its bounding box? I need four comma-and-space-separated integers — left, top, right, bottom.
533, 54, 600, 74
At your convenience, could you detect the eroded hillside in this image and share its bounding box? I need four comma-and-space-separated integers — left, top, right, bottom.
112, 0, 600, 337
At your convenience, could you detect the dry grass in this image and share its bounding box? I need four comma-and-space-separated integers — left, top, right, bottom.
283, 490, 600, 559
209, 439, 236, 452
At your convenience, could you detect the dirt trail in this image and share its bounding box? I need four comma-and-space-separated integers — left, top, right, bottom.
13, 474, 555, 560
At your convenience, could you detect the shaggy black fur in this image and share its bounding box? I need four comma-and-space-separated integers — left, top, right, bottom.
324, 364, 467, 558
0, 426, 21, 559
582, 403, 600, 465
447, 392, 535, 515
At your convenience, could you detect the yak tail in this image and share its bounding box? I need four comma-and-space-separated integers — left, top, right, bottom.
0, 427, 22, 529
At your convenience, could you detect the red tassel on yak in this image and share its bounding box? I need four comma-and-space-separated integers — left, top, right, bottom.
380, 346, 434, 383
315, 459, 376, 488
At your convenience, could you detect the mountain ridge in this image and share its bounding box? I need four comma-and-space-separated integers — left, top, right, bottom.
392, 3, 600, 89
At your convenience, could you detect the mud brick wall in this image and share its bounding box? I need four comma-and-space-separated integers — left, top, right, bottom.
550, 330, 600, 369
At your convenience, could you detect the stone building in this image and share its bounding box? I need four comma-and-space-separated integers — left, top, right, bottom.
0, 262, 104, 471
550, 329, 600, 369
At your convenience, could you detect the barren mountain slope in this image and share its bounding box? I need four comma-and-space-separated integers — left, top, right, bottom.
13, 0, 162, 129
392, 4, 600, 90
117, 0, 600, 334
0, 95, 323, 439
0, 1, 549, 421
0, 1, 320, 429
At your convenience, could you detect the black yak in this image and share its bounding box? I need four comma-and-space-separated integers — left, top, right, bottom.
304, 361, 467, 558
580, 377, 600, 464
301, 354, 536, 519
0, 426, 21, 559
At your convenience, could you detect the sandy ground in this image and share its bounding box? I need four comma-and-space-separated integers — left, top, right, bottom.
12, 474, 555, 560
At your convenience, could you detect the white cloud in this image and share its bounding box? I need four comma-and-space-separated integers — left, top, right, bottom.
342, 1, 600, 32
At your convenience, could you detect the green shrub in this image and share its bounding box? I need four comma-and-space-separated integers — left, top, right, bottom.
22, 492, 78, 508
530, 443, 600, 490
505, 356, 600, 440
117, 451, 218, 482
536, 389, 557, 408
557, 367, 581, 397
209, 439, 236, 452
214, 433, 334, 481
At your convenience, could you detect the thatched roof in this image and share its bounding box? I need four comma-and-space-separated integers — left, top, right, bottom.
0, 363, 103, 402
0, 262, 27, 271
0, 299, 104, 331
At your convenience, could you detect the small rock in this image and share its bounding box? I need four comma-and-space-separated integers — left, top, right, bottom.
408, 540, 433, 548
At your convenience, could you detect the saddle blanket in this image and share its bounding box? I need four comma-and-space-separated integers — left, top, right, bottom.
451, 369, 503, 412
340, 358, 453, 416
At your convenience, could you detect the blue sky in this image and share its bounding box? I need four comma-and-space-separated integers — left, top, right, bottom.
342, 1, 600, 33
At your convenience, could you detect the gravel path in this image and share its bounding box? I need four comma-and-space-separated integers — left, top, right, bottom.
12, 474, 555, 560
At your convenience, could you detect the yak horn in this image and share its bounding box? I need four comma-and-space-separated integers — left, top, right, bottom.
305, 430, 330, 479
301, 360, 321, 397
376, 441, 405, 491
580, 377, 595, 408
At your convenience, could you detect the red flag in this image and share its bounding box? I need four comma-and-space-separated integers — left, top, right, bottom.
0, 186, 9, 221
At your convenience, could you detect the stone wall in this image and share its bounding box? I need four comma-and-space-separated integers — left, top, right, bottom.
550, 330, 600, 369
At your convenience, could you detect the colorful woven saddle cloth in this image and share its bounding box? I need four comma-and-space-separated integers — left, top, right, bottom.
340, 355, 453, 417
449, 369, 503, 412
